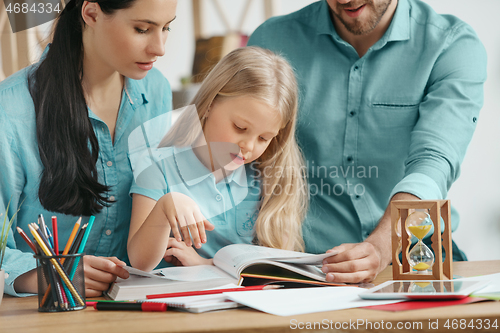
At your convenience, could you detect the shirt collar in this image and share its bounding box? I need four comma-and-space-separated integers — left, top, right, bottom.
173, 145, 248, 187
124, 77, 149, 108
383, 0, 410, 42
315, 0, 410, 43
316, 0, 337, 36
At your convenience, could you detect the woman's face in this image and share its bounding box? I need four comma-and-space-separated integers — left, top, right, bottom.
83, 0, 177, 80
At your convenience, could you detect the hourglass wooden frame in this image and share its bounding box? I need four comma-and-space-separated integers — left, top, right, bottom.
391, 200, 453, 280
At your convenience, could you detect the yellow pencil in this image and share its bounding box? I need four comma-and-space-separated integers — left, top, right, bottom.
29, 224, 85, 306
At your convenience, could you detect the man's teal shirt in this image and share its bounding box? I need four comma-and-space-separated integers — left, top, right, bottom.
248, 0, 487, 253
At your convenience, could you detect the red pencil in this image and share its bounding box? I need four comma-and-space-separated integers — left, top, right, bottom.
16, 227, 37, 253
51, 216, 59, 255
146, 284, 283, 299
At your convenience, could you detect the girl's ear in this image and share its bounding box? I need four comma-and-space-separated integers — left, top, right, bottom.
81, 1, 100, 27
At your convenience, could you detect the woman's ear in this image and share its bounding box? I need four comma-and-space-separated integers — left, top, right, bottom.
81, 1, 100, 27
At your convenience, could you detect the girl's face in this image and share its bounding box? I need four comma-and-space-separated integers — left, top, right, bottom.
83, 0, 177, 80
202, 96, 282, 171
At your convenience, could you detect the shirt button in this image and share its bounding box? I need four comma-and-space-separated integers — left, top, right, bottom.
472, 117, 477, 123
347, 156, 354, 162
105, 229, 112, 236
109, 196, 115, 201
354, 65, 359, 70
215, 194, 222, 201
349, 111, 356, 117
355, 195, 361, 199
107, 161, 113, 167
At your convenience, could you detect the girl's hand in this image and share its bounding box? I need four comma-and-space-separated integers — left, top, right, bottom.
164, 238, 213, 266
83, 255, 130, 297
159, 192, 215, 248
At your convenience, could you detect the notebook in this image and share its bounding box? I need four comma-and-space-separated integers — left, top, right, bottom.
143, 284, 244, 313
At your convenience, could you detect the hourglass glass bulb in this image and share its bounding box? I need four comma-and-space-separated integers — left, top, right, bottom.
405, 210, 434, 272
405, 210, 432, 240
408, 240, 434, 271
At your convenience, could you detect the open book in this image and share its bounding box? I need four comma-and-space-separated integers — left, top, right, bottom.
106, 244, 339, 301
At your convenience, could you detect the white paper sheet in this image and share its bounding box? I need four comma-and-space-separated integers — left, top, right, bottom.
224, 286, 402, 316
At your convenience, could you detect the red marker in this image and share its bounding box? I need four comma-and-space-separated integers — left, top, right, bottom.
93, 302, 167, 312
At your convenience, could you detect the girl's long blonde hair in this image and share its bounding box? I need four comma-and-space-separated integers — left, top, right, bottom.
160, 46, 308, 251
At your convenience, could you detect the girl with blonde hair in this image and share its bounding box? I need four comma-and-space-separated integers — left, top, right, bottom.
128, 46, 308, 271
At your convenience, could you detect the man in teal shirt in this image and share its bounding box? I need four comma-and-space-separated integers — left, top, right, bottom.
248, 0, 486, 283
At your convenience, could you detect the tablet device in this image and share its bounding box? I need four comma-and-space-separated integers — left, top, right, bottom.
359, 280, 488, 300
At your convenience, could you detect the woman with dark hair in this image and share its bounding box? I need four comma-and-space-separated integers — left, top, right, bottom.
0, 0, 177, 296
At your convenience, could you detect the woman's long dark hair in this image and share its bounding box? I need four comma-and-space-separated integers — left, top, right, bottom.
28, 0, 136, 216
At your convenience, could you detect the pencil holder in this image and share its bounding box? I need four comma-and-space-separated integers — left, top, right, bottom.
34, 253, 86, 312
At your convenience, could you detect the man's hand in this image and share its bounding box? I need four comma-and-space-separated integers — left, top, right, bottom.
321, 242, 384, 283
83, 255, 130, 297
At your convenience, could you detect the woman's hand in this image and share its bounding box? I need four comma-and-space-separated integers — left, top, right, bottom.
160, 192, 215, 248
83, 255, 130, 297
163, 238, 213, 266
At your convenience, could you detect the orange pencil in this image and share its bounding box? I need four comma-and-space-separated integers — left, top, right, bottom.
60, 217, 81, 264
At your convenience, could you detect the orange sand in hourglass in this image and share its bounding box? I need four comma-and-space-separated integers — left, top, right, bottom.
408, 225, 432, 240
408, 224, 433, 271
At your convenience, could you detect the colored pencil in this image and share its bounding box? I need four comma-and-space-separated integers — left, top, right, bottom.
16, 227, 37, 253
69, 216, 95, 279
146, 284, 283, 299
61, 217, 81, 261
38, 214, 48, 238
45, 225, 54, 249
51, 216, 59, 255
62, 224, 86, 272
46, 264, 60, 308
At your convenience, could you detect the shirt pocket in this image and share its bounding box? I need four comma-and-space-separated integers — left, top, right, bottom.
368, 99, 420, 130
235, 201, 260, 237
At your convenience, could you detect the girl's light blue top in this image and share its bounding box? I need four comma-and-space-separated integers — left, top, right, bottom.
0, 57, 172, 296
128, 113, 261, 262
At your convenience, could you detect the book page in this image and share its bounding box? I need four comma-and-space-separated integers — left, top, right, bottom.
213, 244, 337, 277
124, 265, 233, 281
153, 265, 234, 281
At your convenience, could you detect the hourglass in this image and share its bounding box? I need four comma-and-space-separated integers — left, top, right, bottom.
406, 210, 434, 272
391, 200, 453, 280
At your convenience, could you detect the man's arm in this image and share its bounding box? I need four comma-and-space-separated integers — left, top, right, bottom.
322, 192, 419, 283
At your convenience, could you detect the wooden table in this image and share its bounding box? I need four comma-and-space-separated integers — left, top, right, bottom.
2, 261, 499, 333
